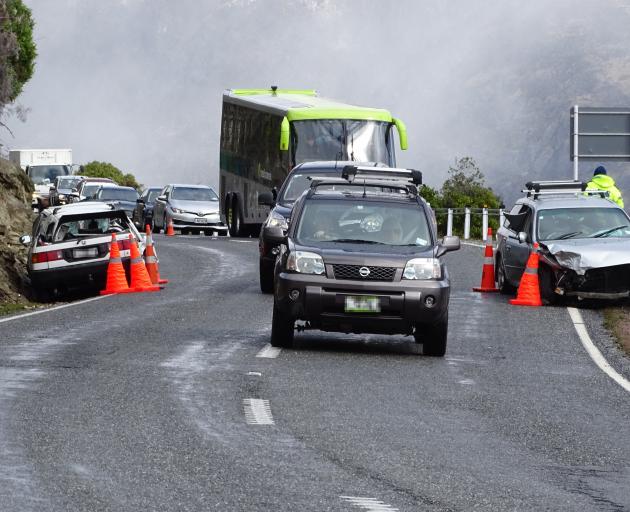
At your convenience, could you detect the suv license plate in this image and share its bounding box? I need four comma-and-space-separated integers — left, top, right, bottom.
194, 218, 207, 224
345, 295, 380, 313
73, 248, 98, 258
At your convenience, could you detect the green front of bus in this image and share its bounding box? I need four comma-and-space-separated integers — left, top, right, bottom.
280, 107, 407, 168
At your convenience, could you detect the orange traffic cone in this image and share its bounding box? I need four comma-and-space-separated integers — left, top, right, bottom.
510, 243, 543, 307
165, 217, 175, 236
473, 228, 499, 292
144, 224, 168, 285
129, 234, 160, 292
100, 234, 132, 295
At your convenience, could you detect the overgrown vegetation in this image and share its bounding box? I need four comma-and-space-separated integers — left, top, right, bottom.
0, 0, 36, 133
603, 307, 630, 356
420, 157, 502, 238
80, 160, 142, 190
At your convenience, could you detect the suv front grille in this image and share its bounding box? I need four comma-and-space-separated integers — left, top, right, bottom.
332, 264, 396, 281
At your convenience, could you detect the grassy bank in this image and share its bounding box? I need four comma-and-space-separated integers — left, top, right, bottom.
603, 306, 630, 356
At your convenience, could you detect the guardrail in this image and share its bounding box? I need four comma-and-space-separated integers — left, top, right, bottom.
432, 207, 505, 241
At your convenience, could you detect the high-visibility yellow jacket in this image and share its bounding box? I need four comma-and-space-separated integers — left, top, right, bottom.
585, 175, 624, 208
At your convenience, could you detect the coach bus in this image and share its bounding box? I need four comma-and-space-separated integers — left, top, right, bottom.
219, 87, 408, 236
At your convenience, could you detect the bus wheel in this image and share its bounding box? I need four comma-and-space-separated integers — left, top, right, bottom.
228, 198, 243, 237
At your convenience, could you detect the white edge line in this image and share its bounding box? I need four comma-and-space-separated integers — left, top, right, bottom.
0, 295, 111, 325
461, 241, 485, 248
567, 307, 630, 393
256, 343, 281, 358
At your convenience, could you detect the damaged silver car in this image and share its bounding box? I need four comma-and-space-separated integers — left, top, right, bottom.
496, 181, 630, 302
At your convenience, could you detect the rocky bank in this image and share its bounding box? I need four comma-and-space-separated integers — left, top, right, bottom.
0, 157, 34, 303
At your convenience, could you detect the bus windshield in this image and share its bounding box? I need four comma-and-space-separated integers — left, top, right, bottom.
292, 120, 393, 166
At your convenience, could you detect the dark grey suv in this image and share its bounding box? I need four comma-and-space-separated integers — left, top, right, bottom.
268, 166, 460, 356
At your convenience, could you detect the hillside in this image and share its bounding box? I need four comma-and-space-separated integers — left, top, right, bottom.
0, 158, 34, 304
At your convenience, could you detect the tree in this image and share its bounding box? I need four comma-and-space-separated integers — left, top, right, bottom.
439, 157, 502, 238
81, 161, 142, 190
0, 0, 36, 130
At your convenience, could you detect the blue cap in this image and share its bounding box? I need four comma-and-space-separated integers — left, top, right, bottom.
594, 166, 607, 176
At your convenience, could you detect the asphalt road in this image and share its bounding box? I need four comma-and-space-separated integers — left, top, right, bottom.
0, 236, 629, 511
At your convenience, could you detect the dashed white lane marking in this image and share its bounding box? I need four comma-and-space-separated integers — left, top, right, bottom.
247, 371, 262, 377
567, 307, 630, 394
340, 496, 399, 511
0, 295, 110, 325
229, 239, 256, 243
243, 399, 274, 425
256, 344, 281, 358
458, 378, 475, 386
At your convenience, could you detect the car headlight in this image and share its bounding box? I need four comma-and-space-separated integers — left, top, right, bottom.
402, 258, 441, 280
171, 207, 183, 214
286, 251, 325, 275
266, 210, 289, 230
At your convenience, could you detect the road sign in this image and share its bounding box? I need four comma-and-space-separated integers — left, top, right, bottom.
570, 106, 630, 180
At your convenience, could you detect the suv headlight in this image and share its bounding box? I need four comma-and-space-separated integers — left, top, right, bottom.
266, 210, 288, 230
402, 258, 441, 280
286, 251, 325, 275
171, 207, 183, 214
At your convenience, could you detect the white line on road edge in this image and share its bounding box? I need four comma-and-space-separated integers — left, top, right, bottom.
567, 307, 630, 393
229, 239, 256, 243
243, 399, 274, 425
461, 241, 484, 248
0, 295, 110, 325
340, 496, 399, 511
256, 344, 281, 358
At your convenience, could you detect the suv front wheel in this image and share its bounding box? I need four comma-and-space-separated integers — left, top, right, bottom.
271, 301, 294, 348
414, 313, 448, 357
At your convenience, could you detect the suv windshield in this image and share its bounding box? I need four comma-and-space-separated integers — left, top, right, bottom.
292, 120, 393, 166
281, 174, 331, 204
146, 189, 161, 202
28, 165, 70, 184
98, 188, 139, 202
171, 187, 218, 201
537, 207, 630, 240
296, 199, 431, 247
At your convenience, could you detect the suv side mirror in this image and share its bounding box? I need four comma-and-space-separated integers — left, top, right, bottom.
19, 234, 32, 246
262, 225, 286, 243
436, 235, 460, 257
258, 191, 274, 206
518, 231, 529, 244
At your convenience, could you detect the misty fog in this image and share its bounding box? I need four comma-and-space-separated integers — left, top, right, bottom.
7, 0, 630, 204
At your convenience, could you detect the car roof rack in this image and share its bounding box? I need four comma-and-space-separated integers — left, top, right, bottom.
522, 180, 607, 199
342, 165, 423, 186
309, 177, 419, 197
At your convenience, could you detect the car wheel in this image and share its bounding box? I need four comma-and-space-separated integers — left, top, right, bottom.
539, 264, 558, 305
271, 301, 294, 348
496, 254, 515, 295
259, 259, 274, 294
414, 313, 448, 357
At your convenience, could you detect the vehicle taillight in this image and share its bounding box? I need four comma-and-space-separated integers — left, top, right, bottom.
31, 250, 64, 264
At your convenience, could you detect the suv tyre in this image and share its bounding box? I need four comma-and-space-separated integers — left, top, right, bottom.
259, 259, 274, 294
496, 254, 515, 295
271, 301, 294, 348
415, 313, 448, 357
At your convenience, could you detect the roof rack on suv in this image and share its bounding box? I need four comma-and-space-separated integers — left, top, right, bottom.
341, 165, 423, 186
522, 180, 607, 199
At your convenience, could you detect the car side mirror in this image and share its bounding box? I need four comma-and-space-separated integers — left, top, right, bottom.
517, 231, 529, 244
258, 191, 275, 206
157, 195, 167, 201
436, 235, 460, 257
19, 234, 31, 246
262, 225, 286, 243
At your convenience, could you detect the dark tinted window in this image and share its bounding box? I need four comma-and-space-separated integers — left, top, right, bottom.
97, 188, 139, 202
